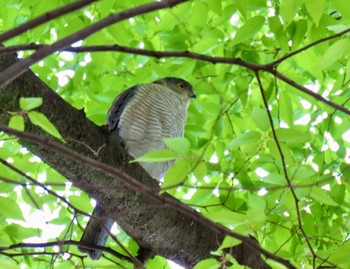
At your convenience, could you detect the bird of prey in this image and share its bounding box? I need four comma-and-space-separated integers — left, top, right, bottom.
78, 77, 196, 260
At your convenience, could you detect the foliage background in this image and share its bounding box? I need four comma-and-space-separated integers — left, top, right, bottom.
0, 0, 350, 268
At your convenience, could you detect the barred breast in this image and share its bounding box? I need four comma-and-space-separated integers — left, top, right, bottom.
118, 83, 188, 180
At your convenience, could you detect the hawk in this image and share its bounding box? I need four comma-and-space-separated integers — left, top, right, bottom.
78, 77, 196, 259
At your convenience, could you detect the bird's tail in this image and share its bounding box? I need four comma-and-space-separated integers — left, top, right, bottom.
78, 204, 114, 260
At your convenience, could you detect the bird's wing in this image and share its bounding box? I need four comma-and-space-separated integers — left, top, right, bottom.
107, 85, 138, 132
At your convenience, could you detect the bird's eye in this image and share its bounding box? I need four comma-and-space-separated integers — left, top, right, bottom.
177, 82, 185, 89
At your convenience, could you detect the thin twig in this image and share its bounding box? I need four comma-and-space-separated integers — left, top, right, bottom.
1, 43, 349, 116
0, 157, 83, 215
0, 0, 188, 89
0, 240, 133, 263
255, 71, 317, 263
268, 27, 350, 67
0, 157, 142, 264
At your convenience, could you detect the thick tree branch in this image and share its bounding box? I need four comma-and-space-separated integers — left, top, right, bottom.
0, 124, 294, 269
0, 53, 279, 268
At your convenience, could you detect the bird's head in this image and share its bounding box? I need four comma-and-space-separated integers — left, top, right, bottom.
154, 77, 196, 100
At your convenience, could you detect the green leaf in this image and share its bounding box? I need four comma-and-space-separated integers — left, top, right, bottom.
252, 108, 269, 131
163, 137, 191, 155
263, 173, 285, 185
328, 241, 350, 266
4, 224, 38, 241
219, 236, 241, 249
304, 0, 326, 25
247, 194, 266, 210
279, 91, 293, 127
330, 184, 346, 204
204, 208, 247, 227
274, 128, 310, 145
193, 162, 207, 180
21, 188, 43, 209
193, 258, 220, 269
231, 16, 265, 46
0, 230, 12, 245
0, 197, 24, 220
345, 58, 350, 84
333, 0, 350, 20
28, 111, 64, 142
290, 19, 307, 50
146, 256, 171, 269
19, 97, 42, 111
207, 0, 221, 15
190, 2, 208, 27
162, 158, 190, 188
310, 187, 338, 206
0, 258, 19, 269
280, 0, 301, 26
320, 39, 350, 69
268, 17, 289, 51
8, 115, 24, 131
229, 131, 261, 148
132, 149, 178, 163
246, 207, 266, 229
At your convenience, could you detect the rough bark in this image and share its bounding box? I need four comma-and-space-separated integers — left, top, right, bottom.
0, 52, 270, 269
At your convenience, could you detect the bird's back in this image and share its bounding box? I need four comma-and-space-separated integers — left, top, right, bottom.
113, 83, 188, 180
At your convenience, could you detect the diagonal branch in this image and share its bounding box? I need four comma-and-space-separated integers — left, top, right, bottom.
255, 71, 318, 265
271, 69, 349, 114
0, 0, 97, 43
0, 124, 295, 269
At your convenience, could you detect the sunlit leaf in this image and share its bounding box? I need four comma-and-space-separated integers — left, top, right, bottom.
229, 131, 261, 148
19, 97, 42, 111
280, 0, 301, 26
132, 149, 178, 163
279, 91, 293, 127
28, 111, 64, 142
310, 187, 338, 206
231, 16, 265, 45
162, 158, 190, 188
328, 241, 350, 266
4, 224, 38, 241
193, 258, 220, 269
304, 0, 326, 25
204, 208, 247, 227
163, 137, 191, 155
8, 115, 24, 131
0, 197, 24, 220
320, 39, 350, 69
146, 255, 171, 269
218, 236, 241, 249
274, 128, 310, 145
